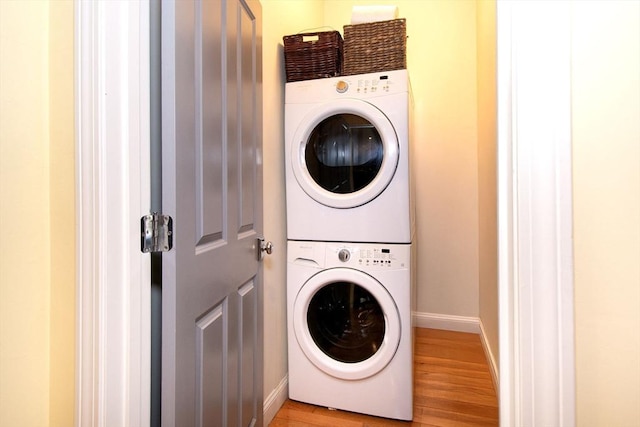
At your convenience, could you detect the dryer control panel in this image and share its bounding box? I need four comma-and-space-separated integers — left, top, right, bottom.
285, 69, 409, 103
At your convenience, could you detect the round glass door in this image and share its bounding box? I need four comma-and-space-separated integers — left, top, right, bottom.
307, 281, 385, 363
305, 114, 383, 195
291, 100, 399, 209
293, 268, 401, 380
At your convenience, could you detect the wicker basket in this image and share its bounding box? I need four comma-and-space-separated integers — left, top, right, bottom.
283, 31, 343, 82
343, 19, 407, 76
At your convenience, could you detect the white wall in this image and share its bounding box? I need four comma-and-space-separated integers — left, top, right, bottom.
572, 1, 640, 424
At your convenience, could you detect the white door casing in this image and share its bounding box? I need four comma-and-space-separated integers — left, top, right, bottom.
497, 1, 576, 426
76, 1, 151, 426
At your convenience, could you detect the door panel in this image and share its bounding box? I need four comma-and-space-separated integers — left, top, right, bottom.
195, 304, 224, 426
239, 280, 257, 426
196, 0, 225, 246
239, 1, 258, 235
161, 0, 263, 426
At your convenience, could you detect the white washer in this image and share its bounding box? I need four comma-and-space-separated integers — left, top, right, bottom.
287, 240, 414, 420
285, 70, 413, 243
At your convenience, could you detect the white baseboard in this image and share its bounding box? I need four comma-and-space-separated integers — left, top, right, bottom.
412, 311, 480, 333
479, 319, 500, 392
263, 374, 288, 425
413, 311, 500, 392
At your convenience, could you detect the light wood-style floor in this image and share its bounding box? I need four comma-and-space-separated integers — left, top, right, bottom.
270, 328, 498, 427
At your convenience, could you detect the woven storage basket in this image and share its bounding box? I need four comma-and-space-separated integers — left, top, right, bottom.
283, 31, 343, 82
343, 18, 406, 76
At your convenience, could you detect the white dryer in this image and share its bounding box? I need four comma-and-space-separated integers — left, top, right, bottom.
285, 70, 413, 243
287, 240, 414, 421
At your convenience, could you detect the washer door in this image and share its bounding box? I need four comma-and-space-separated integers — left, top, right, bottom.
291, 99, 399, 208
293, 268, 401, 380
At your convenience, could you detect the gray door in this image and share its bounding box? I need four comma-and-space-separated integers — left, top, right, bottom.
161, 0, 263, 425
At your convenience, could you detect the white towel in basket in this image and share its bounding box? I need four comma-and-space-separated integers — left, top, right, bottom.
350, 5, 399, 25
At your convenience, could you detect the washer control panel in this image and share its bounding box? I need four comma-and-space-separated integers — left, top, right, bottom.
328, 243, 411, 270
357, 247, 393, 267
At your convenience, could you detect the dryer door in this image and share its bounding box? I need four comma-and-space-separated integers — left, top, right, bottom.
291, 99, 399, 208
293, 267, 401, 380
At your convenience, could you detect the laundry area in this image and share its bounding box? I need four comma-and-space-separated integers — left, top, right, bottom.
265, 2, 498, 424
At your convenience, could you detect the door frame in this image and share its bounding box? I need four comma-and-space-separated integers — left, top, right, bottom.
497, 2, 575, 425
75, 1, 151, 426
75, 1, 576, 426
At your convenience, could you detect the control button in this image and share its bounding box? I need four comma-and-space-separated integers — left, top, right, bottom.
335, 81, 349, 93
338, 249, 351, 262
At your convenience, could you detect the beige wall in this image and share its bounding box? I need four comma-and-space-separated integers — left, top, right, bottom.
48, 1, 75, 426
0, 1, 52, 425
323, 0, 482, 318
476, 0, 498, 369
572, 1, 640, 424
0, 1, 75, 426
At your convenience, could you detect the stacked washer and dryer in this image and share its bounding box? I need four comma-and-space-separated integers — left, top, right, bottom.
284, 69, 415, 421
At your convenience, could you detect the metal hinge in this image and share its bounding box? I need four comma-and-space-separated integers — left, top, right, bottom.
141, 213, 173, 253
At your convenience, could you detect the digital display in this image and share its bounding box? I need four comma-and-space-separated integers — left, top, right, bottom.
381, 249, 390, 253
380, 75, 388, 80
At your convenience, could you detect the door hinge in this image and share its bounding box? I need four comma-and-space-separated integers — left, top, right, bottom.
141, 213, 173, 253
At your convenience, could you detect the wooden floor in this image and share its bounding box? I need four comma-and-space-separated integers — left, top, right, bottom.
269, 328, 498, 427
